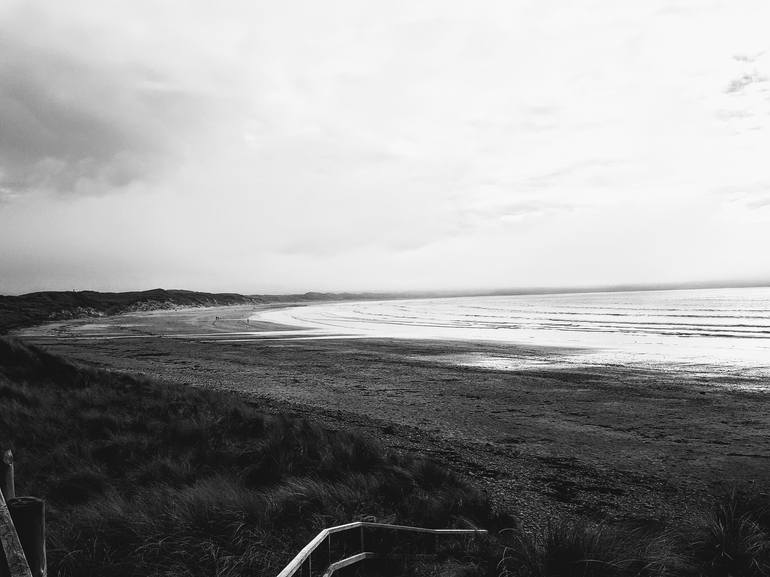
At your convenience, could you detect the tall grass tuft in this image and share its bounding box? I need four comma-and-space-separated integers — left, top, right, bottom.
498, 521, 668, 577
690, 489, 770, 577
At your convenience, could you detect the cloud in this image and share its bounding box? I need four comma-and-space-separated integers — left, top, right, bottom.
713, 182, 770, 208
0, 3, 225, 197
709, 183, 770, 227
733, 52, 765, 64
0, 45, 142, 195
725, 71, 768, 94
2, 0, 770, 293
0, 185, 19, 204
746, 196, 770, 209
716, 51, 770, 132
523, 160, 626, 189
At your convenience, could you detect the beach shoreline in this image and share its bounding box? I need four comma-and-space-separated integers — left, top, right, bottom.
14, 303, 770, 529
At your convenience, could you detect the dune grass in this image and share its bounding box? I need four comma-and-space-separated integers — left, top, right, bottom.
688, 488, 770, 577
496, 488, 770, 577
498, 521, 683, 577
0, 337, 506, 576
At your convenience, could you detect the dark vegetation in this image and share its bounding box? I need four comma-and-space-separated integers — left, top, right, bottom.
497, 489, 770, 577
0, 337, 508, 576
0, 288, 417, 335
0, 289, 259, 333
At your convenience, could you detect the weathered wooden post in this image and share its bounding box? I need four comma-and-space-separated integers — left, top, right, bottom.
0, 487, 32, 577
0, 452, 45, 577
7, 499, 45, 577
0, 451, 13, 501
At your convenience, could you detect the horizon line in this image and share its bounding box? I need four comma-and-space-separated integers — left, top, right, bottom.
4, 277, 770, 299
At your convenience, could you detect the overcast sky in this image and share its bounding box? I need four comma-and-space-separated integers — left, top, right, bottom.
1, 0, 769, 294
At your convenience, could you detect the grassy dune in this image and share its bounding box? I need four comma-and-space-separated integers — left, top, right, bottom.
0, 289, 260, 333
0, 288, 407, 334
0, 337, 508, 576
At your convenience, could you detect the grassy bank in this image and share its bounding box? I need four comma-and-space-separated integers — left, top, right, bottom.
497, 490, 770, 577
0, 337, 508, 576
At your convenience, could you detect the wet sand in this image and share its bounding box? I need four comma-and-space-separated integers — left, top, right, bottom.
15, 304, 770, 529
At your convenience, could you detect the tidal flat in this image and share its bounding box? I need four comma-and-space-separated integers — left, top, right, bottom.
15, 304, 770, 530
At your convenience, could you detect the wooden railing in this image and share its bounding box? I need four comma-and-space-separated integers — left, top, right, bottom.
277, 521, 488, 577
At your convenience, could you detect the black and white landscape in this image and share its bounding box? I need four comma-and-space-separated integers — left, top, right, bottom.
1, 2, 769, 577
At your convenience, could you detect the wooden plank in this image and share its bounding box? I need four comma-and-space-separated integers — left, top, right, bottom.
321, 552, 375, 577
360, 522, 487, 535
0, 489, 32, 577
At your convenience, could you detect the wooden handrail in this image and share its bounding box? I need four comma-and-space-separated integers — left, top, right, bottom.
276, 521, 487, 577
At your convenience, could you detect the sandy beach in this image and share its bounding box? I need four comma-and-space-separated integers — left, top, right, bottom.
15, 303, 770, 530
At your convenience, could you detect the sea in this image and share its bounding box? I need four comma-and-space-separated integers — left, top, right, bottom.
256, 287, 770, 382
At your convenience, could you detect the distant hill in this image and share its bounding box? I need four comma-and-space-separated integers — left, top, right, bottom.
0, 289, 260, 333
0, 288, 421, 334
5, 280, 769, 334
252, 290, 412, 303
